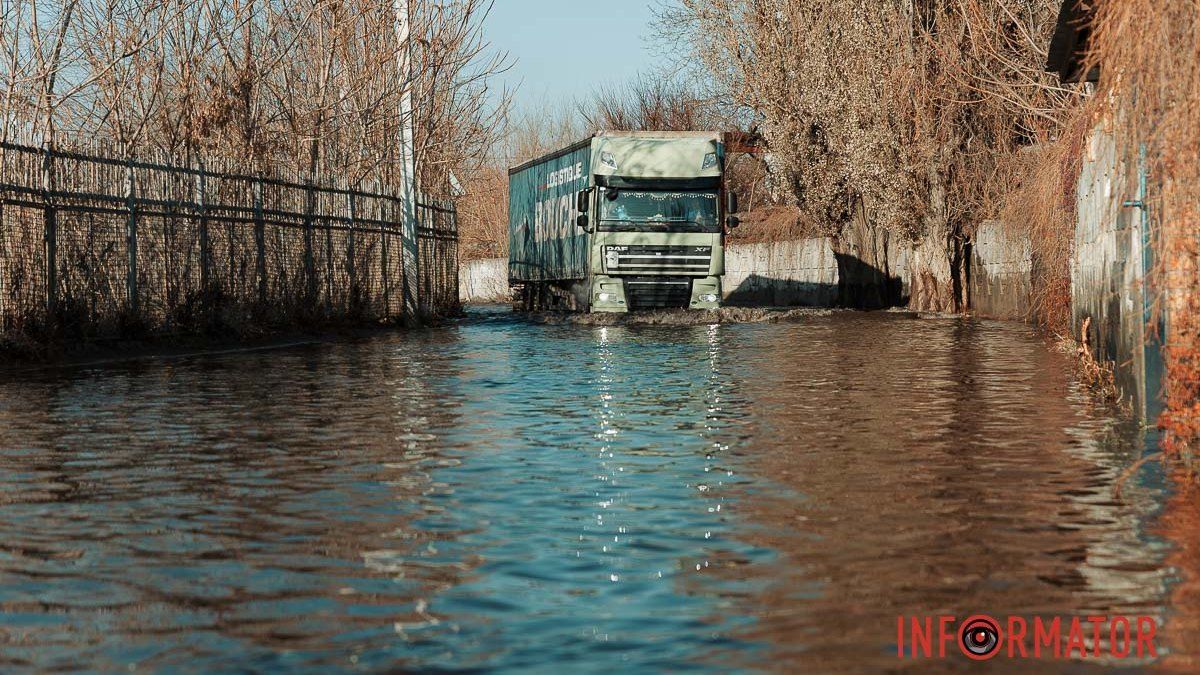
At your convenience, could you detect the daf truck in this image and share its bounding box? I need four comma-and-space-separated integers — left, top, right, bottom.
508, 131, 739, 312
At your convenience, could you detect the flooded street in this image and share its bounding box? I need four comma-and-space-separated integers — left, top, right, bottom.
0, 308, 1190, 673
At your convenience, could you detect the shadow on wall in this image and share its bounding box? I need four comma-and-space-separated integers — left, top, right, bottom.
724, 255, 906, 309
834, 253, 907, 310
725, 275, 838, 308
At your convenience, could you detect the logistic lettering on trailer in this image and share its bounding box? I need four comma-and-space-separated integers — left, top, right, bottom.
542, 163, 584, 190
534, 163, 587, 241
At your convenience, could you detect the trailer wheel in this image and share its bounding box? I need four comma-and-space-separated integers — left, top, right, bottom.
521, 284, 534, 312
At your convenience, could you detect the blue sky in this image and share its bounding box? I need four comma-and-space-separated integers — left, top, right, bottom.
484, 0, 664, 114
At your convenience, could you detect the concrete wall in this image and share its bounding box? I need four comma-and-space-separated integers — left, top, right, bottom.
970, 220, 1032, 321
460, 258, 510, 304
1072, 127, 1159, 419
459, 237, 840, 307
724, 238, 839, 307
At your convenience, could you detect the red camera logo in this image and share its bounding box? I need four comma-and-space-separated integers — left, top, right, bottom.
959, 615, 1001, 660
897, 614, 1158, 661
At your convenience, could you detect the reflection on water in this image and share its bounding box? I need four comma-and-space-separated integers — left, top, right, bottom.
0, 307, 1190, 673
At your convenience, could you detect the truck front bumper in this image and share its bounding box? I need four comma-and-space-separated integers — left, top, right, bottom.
590, 275, 722, 313
689, 276, 722, 310
590, 276, 628, 313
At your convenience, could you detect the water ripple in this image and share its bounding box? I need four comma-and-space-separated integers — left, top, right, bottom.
0, 309, 1182, 673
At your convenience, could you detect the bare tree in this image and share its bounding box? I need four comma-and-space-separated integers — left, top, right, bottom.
410, 0, 512, 194
456, 165, 508, 260
1, 0, 511, 195
657, 0, 1079, 311
579, 72, 713, 132
501, 101, 583, 166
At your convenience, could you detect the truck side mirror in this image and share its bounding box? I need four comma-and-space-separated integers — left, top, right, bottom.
726, 215, 740, 229
727, 192, 739, 215
577, 190, 590, 213
577, 214, 590, 230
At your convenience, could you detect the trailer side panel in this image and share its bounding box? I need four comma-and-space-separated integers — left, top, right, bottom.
508, 141, 593, 283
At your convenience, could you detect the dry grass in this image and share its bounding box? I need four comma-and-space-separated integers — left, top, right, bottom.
1065, 317, 1121, 404
995, 101, 1097, 335
728, 205, 823, 244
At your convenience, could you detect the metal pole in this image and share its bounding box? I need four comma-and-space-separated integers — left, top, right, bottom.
197, 161, 210, 292
381, 192, 391, 318
125, 160, 139, 317
395, 0, 420, 322
254, 176, 267, 308
303, 180, 317, 307
347, 188, 358, 309
0, 196, 5, 322
324, 191, 334, 313
41, 143, 57, 318
451, 202, 460, 312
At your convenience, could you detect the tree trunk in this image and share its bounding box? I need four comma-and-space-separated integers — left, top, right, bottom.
907, 164, 959, 313
832, 198, 903, 309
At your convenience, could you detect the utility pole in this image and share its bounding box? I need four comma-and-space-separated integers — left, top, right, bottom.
395, 0, 420, 322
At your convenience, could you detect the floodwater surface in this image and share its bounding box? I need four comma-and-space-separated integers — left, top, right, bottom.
0, 308, 1193, 673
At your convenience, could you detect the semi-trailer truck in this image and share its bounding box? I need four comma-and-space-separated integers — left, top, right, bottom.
508, 131, 739, 312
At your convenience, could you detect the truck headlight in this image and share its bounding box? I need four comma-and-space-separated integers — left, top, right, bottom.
699, 293, 719, 303
598, 292, 623, 304
701, 152, 718, 170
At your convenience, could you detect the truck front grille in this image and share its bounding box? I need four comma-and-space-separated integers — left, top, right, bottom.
605, 245, 712, 275
623, 277, 693, 311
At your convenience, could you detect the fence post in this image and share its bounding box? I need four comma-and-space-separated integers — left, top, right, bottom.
40, 143, 57, 318
303, 179, 317, 307
125, 160, 139, 317
380, 183, 391, 318
196, 161, 210, 292
450, 200, 460, 312
324, 186, 334, 312
0, 191, 5, 320
0, 143, 5, 320
254, 176, 267, 308
346, 188, 357, 310
410, 192, 424, 318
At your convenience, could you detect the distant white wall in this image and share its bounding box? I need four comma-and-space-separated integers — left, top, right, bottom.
460, 258, 509, 304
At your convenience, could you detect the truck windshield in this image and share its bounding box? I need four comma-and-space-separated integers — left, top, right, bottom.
598, 190, 720, 233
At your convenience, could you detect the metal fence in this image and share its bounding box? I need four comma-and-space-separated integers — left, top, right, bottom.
0, 140, 458, 345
